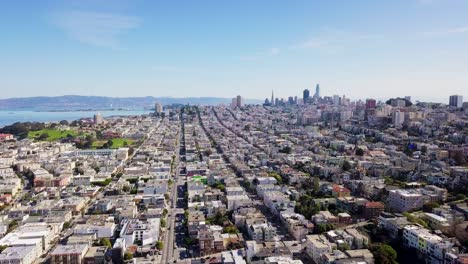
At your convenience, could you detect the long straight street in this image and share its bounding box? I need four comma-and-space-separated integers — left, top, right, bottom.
160, 115, 185, 264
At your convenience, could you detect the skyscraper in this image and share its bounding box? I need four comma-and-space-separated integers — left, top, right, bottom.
232, 95, 244, 108
237, 95, 244, 107
303, 89, 310, 103
271, 90, 275, 106
449, 95, 463, 108
365, 98, 377, 120
341, 95, 348, 106
155, 103, 163, 113
392, 110, 405, 126
93, 113, 104, 125
314, 84, 320, 98
231, 98, 237, 108
333, 95, 340, 106
366, 99, 377, 109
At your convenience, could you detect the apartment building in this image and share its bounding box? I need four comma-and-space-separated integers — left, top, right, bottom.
248, 223, 277, 242
119, 218, 160, 246
74, 215, 116, 238
305, 235, 335, 263
0, 245, 41, 264
50, 244, 89, 264
403, 225, 454, 264
389, 186, 447, 213
0, 222, 56, 252
363, 201, 385, 219
389, 189, 424, 213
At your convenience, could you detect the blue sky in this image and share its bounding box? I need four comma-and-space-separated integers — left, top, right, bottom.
0, 0, 467, 102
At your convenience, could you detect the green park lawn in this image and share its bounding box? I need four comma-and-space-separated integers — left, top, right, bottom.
92, 138, 134, 149
111, 138, 134, 148
28, 129, 133, 148
28, 129, 79, 141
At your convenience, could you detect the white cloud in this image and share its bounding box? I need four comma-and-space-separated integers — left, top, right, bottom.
239, 29, 379, 61
447, 26, 468, 34
270, 47, 280, 55
291, 39, 329, 49
416, 0, 452, 4
238, 47, 280, 61
238, 55, 259, 61
290, 29, 379, 51
52, 11, 140, 48
423, 26, 468, 36
417, 0, 435, 4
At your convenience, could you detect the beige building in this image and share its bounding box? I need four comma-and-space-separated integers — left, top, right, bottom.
0, 245, 41, 264
305, 235, 335, 263
50, 244, 89, 264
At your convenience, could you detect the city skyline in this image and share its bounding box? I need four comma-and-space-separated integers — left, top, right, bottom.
1, 0, 468, 102
0, 90, 464, 105
1, 2, 467, 264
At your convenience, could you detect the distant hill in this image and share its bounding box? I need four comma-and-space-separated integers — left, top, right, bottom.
0, 95, 263, 110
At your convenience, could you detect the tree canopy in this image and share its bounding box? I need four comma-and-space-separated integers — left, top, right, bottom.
156, 241, 164, 250
372, 244, 398, 264
295, 194, 320, 219
279, 146, 292, 154
355, 148, 364, 156
99, 238, 112, 248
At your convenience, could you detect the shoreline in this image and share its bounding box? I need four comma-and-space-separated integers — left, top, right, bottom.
0, 109, 151, 112
0, 109, 152, 128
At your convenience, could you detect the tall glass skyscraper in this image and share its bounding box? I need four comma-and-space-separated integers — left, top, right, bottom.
303, 89, 310, 103
314, 84, 320, 98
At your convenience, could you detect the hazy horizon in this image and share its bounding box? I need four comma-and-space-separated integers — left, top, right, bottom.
0, 94, 457, 104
